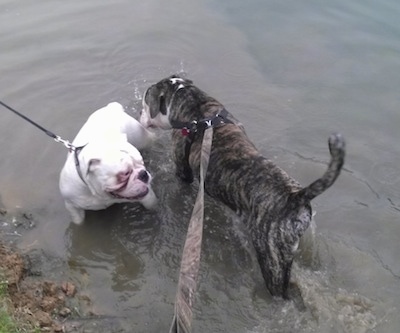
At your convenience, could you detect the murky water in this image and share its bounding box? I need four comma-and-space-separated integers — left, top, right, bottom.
1, 0, 399, 332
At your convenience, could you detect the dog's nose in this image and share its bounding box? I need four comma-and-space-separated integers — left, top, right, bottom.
138, 169, 149, 183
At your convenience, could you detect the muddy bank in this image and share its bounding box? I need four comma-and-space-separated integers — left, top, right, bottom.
1, 242, 77, 332
0, 208, 124, 333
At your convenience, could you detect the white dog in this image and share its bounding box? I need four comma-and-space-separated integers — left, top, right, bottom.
59, 102, 157, 224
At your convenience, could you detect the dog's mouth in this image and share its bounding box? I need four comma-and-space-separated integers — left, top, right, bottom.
109, 187, 149, 200
107, 173, 150, 200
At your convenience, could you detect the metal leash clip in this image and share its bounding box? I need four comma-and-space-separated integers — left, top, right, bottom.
189, 120, 198, 133
54, 136, 75, 151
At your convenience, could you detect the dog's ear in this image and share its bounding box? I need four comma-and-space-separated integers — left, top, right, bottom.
87, 158, 101, 174
146, 85, 167, 119
159, 95, 167, 115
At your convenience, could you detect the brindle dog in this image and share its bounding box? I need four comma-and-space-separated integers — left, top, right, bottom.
140, 74, 345, 298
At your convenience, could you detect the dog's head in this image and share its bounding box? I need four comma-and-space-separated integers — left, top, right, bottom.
255, 204, 312, 299
81, 134, 156, 207
140, 74, 193, 129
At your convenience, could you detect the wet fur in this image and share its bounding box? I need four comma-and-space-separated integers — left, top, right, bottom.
142, 75, 345, 298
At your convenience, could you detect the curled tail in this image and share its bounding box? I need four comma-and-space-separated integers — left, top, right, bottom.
295, 133, 345, 204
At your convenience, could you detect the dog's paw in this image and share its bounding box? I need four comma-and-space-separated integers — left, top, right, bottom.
145, 127, 157, 143
66, 203, 85, 225
176, 168, 194, 183
140, 189, 158, 210
288, 281, 307, 311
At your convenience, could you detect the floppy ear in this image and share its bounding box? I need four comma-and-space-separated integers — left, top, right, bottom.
86, 158, 101, 175
149, 92, 161, 119
159, 95, 167, 115
147, 85, 167, 119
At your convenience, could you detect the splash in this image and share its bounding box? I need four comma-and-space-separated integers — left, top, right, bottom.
293, 267, 377, 333
132, 81, 142, 102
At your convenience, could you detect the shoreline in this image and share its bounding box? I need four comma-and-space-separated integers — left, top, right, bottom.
0, 208, 122, 333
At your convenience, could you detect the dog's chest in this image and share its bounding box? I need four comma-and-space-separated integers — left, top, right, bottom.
72, 190, 116, 210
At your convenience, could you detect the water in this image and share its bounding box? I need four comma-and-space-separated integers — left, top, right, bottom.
1, 0, 399, 332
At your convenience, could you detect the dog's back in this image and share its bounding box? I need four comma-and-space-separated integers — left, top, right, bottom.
73, 102, 154, 150
185, 100, 345, 298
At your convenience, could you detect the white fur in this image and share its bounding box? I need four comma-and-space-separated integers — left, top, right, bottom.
59, 102, 157, 224
169, 78, 184, 85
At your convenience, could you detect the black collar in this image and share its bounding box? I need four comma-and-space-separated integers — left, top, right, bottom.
171, 108, 232, 137
170, 109, 233, 178
73, 145, 88, 185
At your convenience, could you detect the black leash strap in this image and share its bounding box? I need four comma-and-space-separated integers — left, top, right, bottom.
171, 109, 233, 174
0, 99, 75, 150
170, 108, 232, 133
1, 100, 58, 139
74, 145, 88, 185
1, 99, 89, 185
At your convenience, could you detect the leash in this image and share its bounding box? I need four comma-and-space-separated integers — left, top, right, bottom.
0, 100, 76, 150
1, 99, 88, 184
169, 126, 214, 333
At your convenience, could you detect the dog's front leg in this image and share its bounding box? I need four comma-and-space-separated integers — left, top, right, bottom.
65, 201, 85, 225
172, 132, 194, 183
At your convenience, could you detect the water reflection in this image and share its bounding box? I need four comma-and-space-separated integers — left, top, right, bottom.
66, 207, 146, 293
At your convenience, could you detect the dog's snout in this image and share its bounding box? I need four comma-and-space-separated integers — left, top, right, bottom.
138, 169, 149, 183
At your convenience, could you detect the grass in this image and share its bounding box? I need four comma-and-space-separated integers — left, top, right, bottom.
0, 278, 39, 333
0, 278, 18, 333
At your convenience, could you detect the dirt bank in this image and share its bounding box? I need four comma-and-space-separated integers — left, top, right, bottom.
0, 208, 123, 333
1, 243, 80, 332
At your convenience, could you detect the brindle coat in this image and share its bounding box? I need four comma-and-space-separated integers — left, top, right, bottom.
141, 75, 345, 298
